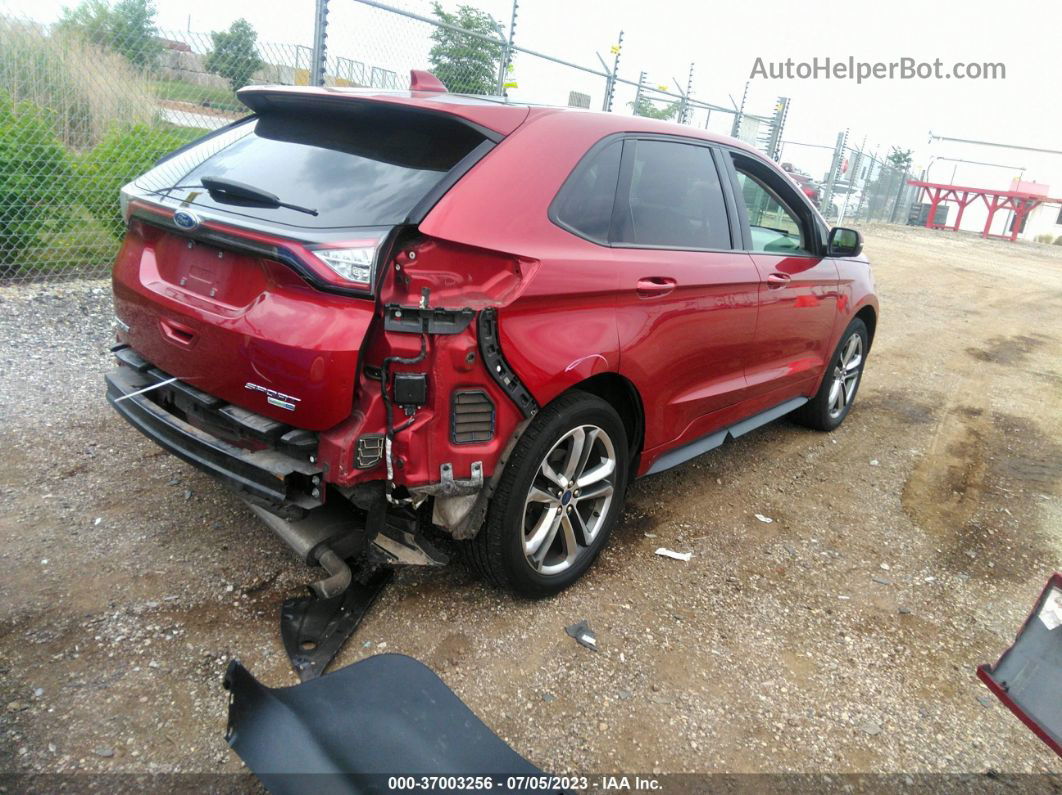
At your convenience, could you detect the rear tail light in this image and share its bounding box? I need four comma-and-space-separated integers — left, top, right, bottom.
309, 242, 379, 288
120, 186, 133, 224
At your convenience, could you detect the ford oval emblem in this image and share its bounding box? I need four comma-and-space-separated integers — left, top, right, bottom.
173, 210, 199, 230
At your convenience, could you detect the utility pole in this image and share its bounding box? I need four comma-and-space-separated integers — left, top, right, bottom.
849, 135, 868, 220
730, 80, 749, 139
823, 129, 849, 216
496, 0, 518, 96
633, 70, 646, 116
681, 62, 694, 124
310, 0, 329, 87
602, 31, 623, 112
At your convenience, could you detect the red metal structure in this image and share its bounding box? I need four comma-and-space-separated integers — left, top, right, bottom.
908, 179, 1062, 241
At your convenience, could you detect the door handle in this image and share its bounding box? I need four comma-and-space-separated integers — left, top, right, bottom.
766, 273, 791, 288
636, 277, 677, 297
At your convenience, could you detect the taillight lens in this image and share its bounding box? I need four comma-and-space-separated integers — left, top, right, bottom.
308, 242, 380, 289
119, 185, 134, 224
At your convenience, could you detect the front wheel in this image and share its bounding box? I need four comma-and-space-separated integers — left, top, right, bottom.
465, 391, 629, 598
794, 318, 869, 431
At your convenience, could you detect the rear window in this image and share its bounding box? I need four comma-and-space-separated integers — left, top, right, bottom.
135, 105, 487, 229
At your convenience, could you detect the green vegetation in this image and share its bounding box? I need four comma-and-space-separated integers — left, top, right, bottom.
0, 18, 156, 148
0, 9, 257, 276
0, 87, 206, 274
428, 2, 503, 95
887, 147, 914, 172
57, 0, 163, 70
79, 122, 202, 238
150, 79, 242, 112
205, 18, 263, 92
630, 96, 681, 121
0, 97, 72, 268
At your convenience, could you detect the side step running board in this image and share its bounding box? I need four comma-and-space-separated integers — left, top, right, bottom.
645, 397, 807, 476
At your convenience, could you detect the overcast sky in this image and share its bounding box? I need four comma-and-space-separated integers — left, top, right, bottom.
10, 0, 1062, 188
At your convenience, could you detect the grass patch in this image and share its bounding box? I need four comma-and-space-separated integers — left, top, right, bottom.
10, 208, 118, 279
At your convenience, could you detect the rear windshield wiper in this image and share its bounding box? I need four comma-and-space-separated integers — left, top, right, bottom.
199, 176, 319, 217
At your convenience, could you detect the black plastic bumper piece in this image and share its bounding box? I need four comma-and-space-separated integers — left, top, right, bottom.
106, 365, 323, 515
224, 654, 550, 793
477, 308, 538, 419
280, 569, 394, 682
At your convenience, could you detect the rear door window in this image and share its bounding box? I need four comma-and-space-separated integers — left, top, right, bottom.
135, 105, 488, 229
615, 139, 731, 250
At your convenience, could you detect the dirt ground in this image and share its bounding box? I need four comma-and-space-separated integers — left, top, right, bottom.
1, 224, 1060, 783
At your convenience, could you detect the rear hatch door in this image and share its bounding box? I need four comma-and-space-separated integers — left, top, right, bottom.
114, 97, 496, 431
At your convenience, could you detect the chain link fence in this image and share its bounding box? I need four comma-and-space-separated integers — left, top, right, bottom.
0, 8, 329, 282
778, 136, 918, 225
2, 0, 874, 284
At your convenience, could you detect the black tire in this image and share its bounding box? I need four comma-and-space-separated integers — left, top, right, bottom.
465, 391, 629, 598
794, 317, 869, 431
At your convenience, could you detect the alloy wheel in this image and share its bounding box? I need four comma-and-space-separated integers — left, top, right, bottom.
827, 333, 863, 419
522, 425, 617, 576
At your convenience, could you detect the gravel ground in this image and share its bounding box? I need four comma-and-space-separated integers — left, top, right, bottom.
0, 225, 1060, 783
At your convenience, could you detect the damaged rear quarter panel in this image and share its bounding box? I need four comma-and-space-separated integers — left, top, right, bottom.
418, 111, 626, 407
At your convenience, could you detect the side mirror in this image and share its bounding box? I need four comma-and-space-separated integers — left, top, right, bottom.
828, 227, 863, 258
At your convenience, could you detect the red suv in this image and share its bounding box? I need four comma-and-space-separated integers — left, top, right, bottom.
107, 78, 877, 597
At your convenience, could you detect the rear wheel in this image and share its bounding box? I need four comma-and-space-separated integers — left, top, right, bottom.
794, 318, 868, 431
466, 391, 629, 598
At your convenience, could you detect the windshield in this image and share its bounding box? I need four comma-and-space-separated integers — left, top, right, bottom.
135, 105, 487, 230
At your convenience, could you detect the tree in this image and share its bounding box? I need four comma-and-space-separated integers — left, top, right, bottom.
887, 147, 913, 172
428, 2, 503, 95
630, 96, 681, 121
58, 0, 162, 70
205, 19, 263, 92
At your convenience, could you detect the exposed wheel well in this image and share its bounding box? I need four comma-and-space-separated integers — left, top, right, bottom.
568, 373, 645, 462
855, 305, 877, 348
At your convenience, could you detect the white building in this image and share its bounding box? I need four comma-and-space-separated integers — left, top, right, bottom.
1021, 201, 1062, 243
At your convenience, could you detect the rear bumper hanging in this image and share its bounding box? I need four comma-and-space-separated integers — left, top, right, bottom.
106, 356, 324, 516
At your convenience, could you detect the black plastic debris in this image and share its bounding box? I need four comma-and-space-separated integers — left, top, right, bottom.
564, 620, 598, 651
224, 655, 550, 793
977, 573, 1062, 757
280, 569, 393, 681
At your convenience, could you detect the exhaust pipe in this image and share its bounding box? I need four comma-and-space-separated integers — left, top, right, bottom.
244, 501, 363, 599
310, 548, 351, 599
